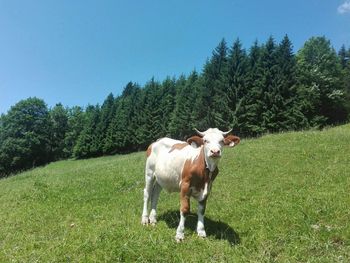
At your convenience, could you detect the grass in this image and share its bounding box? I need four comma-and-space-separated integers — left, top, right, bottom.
0, 124, 350, 262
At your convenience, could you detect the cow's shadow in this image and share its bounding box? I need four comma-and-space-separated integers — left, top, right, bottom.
158, 210, 240, 245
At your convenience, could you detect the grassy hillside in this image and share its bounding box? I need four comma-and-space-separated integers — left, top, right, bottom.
1, 125, 350, 262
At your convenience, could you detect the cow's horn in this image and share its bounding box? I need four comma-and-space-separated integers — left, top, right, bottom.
221, 129, 233, 136
194, 128, 205, 137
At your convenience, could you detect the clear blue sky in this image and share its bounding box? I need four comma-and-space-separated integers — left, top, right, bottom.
1, 0, 350, 114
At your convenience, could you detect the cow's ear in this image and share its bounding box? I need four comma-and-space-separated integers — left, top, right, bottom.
187, 136, 204, 148
224, 135, 240, 147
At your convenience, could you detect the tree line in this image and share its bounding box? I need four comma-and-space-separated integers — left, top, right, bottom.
1, 35, 350, 176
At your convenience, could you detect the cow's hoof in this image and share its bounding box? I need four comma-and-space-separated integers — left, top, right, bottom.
197, 230, 207, 238
149, 217, 157, 226
141, 216, 149, 225
175, 232, 185, 243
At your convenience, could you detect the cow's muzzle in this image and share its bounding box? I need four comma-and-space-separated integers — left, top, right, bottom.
210, 149, 221, 158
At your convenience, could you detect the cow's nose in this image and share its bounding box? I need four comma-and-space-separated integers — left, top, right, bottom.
210, 149, 221, 156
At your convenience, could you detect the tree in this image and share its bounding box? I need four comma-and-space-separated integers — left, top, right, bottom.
73, 105, 101, 158
169, 72, 200, 139
159, 77, 177, 136
238, 40, 265, 136
199, 39, 231, 129
338, 45, 348, 69
339, 46, 350, 118
269, 35, 307, 131
139, 78, 164, 145
96, 93, 115, 154
0, 98, 51, 175
49, 103, 68, 160
103, 82, 143, 153
297, 36, 347, 126
227, 38, 249, 130
63, 106, 85, 158
104, 98, 129, 153
123, 83, 143, 151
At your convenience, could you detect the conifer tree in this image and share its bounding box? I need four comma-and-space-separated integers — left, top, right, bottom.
159, 77, 177, 136
49, 103, 69, 160
338, 45, 348, 69
63, 106, 85, 158
128, 87, 150, 150
338, 46, 350, 117
73, 105, 101, 158
227, 38, 249, 129
141, 78, 164, 144
96, 93, 115, 154
270, 35, 307, 131
104, 82, 145, 153
201, 39, 231, 129
192, 75, 209, 131
124, 83, 143, 150
240, 40, 265, 136
258, 36, 279, 131
169, 72, 200, 138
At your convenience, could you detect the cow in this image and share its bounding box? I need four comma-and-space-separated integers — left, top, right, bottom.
141, 128, 240, 242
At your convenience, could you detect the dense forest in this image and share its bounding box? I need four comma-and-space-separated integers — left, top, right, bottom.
1, 35, 350, 176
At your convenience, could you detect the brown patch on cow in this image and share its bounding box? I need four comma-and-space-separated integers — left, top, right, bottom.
224, 135, 241, 147
168, 143, 188, 153
187, 136, 204, 147
194, 149, 218, 189
146, 144, 152, 157
179, 147, 219, 212
180, 180, 191, 214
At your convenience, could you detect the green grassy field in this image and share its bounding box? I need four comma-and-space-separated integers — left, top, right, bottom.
1, 125, 350, 262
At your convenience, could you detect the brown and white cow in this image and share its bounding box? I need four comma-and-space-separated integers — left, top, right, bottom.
141, 128, 240, 241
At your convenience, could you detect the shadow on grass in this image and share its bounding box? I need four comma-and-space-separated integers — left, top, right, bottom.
158, 210, 240, 245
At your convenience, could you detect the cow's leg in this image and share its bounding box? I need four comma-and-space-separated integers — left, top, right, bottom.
149, 182, 162, 225
176, 181, 190, 242
141, 161, 155, 225
197, 199, 207, 238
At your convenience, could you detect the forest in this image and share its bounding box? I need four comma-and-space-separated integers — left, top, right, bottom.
1, 35, 350, 176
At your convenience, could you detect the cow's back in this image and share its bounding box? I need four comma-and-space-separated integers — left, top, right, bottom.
146, 138, 199, 192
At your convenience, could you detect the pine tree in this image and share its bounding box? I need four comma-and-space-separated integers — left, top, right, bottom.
132, 88, 149, 149
104, 98, 129, 153
141, 78, 164, 144
339, 46, 350, 117
73, 105, 101, 158
192, 75, 209, 130
200, 39, 231, 129
338, 45, 348, 69
227, 38, 249, 130
96, 93, 115, 154
169, 72, 200, 139
240, 40, 265, 136
258, 36, 279, 131
159, 77, 177, 136
124, 83, 143, 151
104, 82, 143, 153
270, 35, 308, 131
63, 106, 85, 158
49, 103, 69, 160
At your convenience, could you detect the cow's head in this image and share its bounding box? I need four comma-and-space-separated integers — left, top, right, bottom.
187, 128, 240, 160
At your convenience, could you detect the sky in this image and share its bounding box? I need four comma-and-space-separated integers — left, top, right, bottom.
1, 0, 350, 114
